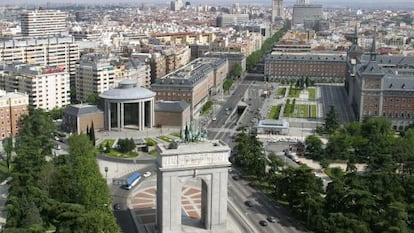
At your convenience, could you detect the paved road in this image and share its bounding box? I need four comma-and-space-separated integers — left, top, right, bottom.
319, 84, 355, 123
228, 169, 307, 233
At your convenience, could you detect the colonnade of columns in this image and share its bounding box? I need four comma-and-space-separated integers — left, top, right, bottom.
103, 98, 155, 131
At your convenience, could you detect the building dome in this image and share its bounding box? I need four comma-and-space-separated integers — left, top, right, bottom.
100, 80, 155, 101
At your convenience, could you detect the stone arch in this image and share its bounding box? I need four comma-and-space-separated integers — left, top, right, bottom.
156, 141, 231, 233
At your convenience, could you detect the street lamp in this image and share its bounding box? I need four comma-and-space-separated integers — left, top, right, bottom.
104, 166, 108, 178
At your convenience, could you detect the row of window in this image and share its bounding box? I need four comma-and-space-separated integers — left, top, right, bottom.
158, 92, 192, 97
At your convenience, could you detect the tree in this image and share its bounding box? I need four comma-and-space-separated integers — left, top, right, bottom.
230, 63, 242, 78
3, 136, 13, 172
305, 135, 324, 160
117, 138, 136, 153
324, 105, 340, 134
48, 107, 63, 120
86, 92, 100, 105
89, 122, 95, 146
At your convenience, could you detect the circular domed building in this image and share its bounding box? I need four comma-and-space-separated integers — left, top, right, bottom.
99, 80, 156, 131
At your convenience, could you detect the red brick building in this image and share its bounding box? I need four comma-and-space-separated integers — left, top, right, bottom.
0, 90, 29, 139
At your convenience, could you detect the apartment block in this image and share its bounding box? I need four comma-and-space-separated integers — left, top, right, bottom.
0, 90, 29, 139
76, 54, 115, 102
0, 36, 79, 82
0, 64, 70, 111
21, 10, 68, 37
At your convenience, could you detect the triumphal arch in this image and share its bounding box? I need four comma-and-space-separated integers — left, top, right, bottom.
156, 139, 231, 233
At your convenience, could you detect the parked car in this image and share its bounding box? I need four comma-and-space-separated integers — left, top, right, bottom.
259, 220, 268, 226
267, 216, 276, 223
245, 200, 253, 207
143, 171, 152, 178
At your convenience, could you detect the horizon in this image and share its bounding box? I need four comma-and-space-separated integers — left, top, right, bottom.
1, 0, 414, 9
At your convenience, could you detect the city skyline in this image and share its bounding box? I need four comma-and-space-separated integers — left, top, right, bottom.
2, 0, 414, 9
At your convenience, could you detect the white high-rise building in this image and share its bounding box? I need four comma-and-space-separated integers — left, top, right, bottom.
76, 54, 115, 102
0, 64, 70, 111
272, 0, 284, 21
0, 36, 79, 81
21, 10, 68, 37
170, 0, 183, 11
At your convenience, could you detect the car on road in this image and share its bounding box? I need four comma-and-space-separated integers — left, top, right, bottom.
113, 203, 121, 210
245, 200, 253, 207
259, 220, 268, 226
212, 117, 217, 121
143, 171, 152, 178
267, 216, 276, 223
232, 175, 240, 180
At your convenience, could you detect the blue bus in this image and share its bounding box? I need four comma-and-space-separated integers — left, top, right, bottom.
125, 172, 141, 190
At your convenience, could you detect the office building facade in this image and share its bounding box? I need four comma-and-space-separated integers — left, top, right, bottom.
264, 52, 346, 81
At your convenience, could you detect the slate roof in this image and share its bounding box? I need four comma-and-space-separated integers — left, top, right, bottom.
154, 100, 189, 113
265, 53, 346, 62
64, 104, 103, 116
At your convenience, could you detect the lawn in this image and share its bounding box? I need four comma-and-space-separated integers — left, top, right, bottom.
288, 87, 301, 98
101, 139, 115, 149
311, 105, 317, 118
158, 135, 173, 143
293, 104, 317, 118
145, 138, 157, 146
171, 132, 181, 137
297, 105, 309, 118
268, 105, 282, 119
308, 88, 316, 100
276, 87, 286, 98
100, 139, 138, 158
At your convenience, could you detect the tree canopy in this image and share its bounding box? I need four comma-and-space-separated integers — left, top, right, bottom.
234, 117, 414, 233
5, 110, 119, 232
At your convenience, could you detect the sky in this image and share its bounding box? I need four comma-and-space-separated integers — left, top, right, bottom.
2, 0, 414, 9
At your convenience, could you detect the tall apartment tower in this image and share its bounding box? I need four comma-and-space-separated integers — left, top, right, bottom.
21, 10, 68, 37
0, 36, 80, 84
0, 64, 70, 111
75, 54, 115, 102
272, 0, 284, 21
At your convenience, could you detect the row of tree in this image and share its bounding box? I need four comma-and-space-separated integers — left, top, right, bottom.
234, 117, 414, 232
4, 110, 119, 233
246, 27, 287, 72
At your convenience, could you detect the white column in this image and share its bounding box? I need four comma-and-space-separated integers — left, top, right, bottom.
150, 99, 155, 128
117, 102, 121, 131
138, 101, 142, 131
141, 100, 145, 130
107, 101, 111, 131
120, 102, 124, 129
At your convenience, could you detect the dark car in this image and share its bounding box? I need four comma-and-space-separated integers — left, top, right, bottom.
267, 216, 276, 223
113, 203, 121, 210
259, 220, 268, 226
245, 200, 253, 207
232, 175, 240, 180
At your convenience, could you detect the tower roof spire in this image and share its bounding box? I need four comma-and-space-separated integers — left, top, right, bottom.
353, 24, 358, 44
370, 27, 377, 61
